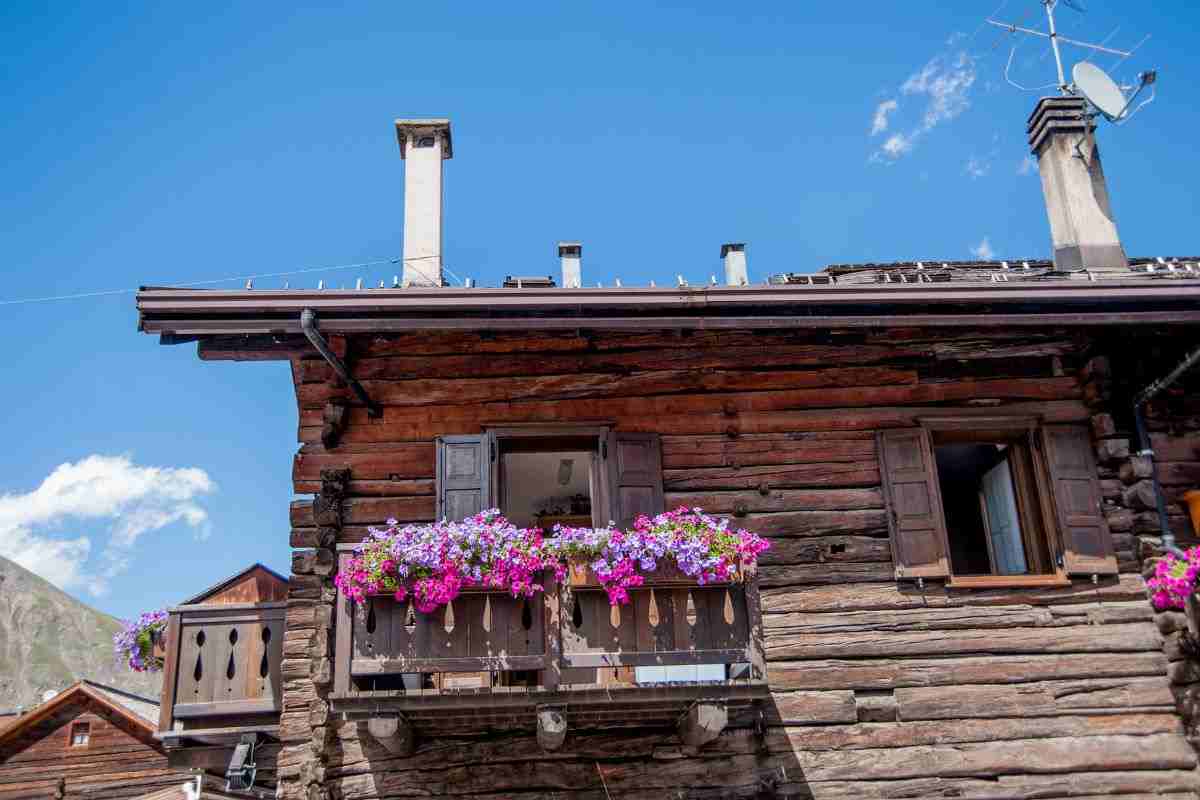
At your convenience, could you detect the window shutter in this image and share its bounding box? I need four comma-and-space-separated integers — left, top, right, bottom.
1041, 424, 1117, 576
606, 432, 664, 529
436, 434, 492, 522
877, 428, 951, 579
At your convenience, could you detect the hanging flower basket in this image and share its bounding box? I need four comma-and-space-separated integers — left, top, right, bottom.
545, 507, 769, 606
113, 610, 169, 673
1148, 546, 1200, 611
334, 510, 551, 613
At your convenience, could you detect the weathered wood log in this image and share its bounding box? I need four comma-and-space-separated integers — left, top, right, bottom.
737, 510, 889, 539
1096, 438, 1131, 464
895, 677, 1176, 721
535, 706, 568, 752
760, 573, 1148, 614
1119, 455, 1155, 484
759, 563, 895, 588
663, 461, 879, 491
766, 622, 1163, 661
1123, 480, 1161, 511
758, 535, 891, 566
765, 691, 857, 725
677, 702, 727, 748
364, 714, 414, 756
665, 488, 883, 514
661, 437, 876, 469
767, 652, 1168, 691
764, 605, 1054, 636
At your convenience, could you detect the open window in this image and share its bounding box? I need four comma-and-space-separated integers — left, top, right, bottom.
498, 434, 602, 531
879, 420, 1116, 587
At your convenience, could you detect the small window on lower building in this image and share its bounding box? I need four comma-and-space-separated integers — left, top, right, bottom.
932, 432, 1053, 577
69, 721, 90, 747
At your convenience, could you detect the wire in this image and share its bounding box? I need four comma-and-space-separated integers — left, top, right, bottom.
0, 253, 469, 306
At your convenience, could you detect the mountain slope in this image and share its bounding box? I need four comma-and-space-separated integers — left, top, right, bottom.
0, 555, 160, 710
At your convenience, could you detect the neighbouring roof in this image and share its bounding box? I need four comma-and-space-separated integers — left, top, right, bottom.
178, 562, 289, 606
137, 256, 1200, 340
0, 680, 160, 755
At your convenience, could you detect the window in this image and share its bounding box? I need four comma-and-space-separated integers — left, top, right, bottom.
879, 420, 1116, 586
499, 436, 599, 530
69, 721, 89, 747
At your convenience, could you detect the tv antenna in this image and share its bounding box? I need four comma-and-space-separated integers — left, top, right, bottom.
987, 0, 1157, 123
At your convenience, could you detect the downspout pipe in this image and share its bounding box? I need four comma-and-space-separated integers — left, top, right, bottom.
1132, 343, 1200, 558
301, 309, 382, 418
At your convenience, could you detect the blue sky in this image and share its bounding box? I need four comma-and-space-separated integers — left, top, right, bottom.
2, 1, 1197, 621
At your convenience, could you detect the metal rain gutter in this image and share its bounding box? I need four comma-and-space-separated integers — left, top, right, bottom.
300, 308, 382, 418
1132, 343, 1200, 557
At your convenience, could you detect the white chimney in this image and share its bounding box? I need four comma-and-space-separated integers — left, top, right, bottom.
720, 243, 748, 286
1027, 98, 1127, 271
395, 119, 452, 286
558, 241, 582, 289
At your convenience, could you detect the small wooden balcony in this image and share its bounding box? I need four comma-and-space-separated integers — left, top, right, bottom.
157, 565, 287, 751
330, 555, 767, 749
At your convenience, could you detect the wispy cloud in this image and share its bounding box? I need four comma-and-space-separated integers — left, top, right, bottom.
970, 236, 996, 260
1018, 155, 1038, 176
870, 99, 899, 136
870, 40, 978, 162
965, 156, 991, 179
0, 455, 215, 596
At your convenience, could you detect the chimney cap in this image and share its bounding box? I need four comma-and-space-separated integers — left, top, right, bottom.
720, 243, 746, 258
394, 118, 453, 159
557, 241, 582, 256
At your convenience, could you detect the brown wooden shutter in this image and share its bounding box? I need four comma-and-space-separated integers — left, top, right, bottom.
1041, 424, 1117, 576
877, 428, 951, 579
606, 432, 664, 529
436, 434, 492, 522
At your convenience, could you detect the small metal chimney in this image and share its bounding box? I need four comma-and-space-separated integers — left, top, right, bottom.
720, 243, 748, 286
558, 241, 582, 289
1027, 98, 1127, 271
395, 119, 452, 286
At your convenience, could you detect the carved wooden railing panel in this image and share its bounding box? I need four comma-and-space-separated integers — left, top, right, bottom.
350, 592, 546, 675
164, 603, 286, 726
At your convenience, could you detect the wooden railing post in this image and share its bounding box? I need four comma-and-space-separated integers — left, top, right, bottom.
542, 569, 561, 691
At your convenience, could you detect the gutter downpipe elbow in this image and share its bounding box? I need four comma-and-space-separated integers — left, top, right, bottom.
1132, 343, 1200, 559
301, 309, 382, 418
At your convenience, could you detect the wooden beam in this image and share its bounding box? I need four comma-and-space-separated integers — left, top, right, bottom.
677, 701, 728, 748
365, 714, 414, 756
536, 706, 567, 752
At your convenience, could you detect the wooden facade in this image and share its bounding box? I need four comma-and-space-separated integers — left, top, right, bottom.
0, 683, 187, 800
137, 278, 1200, 798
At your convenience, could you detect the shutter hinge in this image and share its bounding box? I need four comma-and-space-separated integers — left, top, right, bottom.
601, 441, 608, 459
489, 440, 496, 462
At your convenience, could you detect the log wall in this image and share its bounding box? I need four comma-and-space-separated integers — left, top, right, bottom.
279, 327, 1200, 799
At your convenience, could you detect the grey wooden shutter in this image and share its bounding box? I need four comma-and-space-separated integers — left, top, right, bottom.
877, 428, 951, 579
436, 434, 492, 522
1041, 424, 1118, 576
606, 432, 664, 529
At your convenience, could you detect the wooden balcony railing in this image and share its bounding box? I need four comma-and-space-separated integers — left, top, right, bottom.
158, 602, 286, 746
331, 552, 767, 749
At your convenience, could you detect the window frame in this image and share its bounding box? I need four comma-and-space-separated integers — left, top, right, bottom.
68, 720, 90, 748
489, 425, 612, 530
915, 416, 1072, 589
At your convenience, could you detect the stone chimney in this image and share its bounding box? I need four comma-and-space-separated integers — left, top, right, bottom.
558, 242, 582, 289
721, 243, 748, 286
395, 119, 452, 286
1027, 98, 1127, 271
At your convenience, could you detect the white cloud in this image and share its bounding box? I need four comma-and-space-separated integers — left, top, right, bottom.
871, 49, 978, 162
965, 156, 991, 179
970, 236, 996, 260
1018, 155, 1038, 176
870, 99, 899, 136
0, 455, 215, 595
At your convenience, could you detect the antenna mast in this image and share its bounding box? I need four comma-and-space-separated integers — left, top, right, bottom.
988, 0, 1135, 95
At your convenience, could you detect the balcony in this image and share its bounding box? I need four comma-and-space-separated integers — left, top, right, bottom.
331, 554, 767, 749
157, 565, 287, 753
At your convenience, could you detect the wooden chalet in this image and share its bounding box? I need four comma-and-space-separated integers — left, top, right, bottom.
0, 681, 189, 800
132, 115, 1200, 798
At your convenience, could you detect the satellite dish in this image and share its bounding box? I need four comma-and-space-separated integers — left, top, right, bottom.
1073, 61, 1129, 120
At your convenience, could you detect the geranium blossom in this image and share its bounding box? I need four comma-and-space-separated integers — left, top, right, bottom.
114, 610, 167, 672
1147, 547, 1200, 611
545, 507, 770, 605
334, 510, 549, 613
